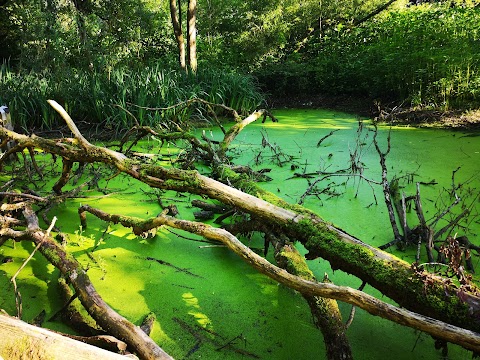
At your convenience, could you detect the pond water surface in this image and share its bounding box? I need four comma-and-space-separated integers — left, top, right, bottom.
0, 109, 479, 359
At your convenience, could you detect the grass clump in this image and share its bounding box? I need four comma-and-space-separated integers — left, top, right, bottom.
0, 64, 265, 133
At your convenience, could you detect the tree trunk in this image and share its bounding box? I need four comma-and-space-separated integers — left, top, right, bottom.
169, 0, 186, 70
187, 0, 197, 72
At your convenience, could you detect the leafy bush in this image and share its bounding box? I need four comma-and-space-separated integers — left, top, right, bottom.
316, 5, 480, 109
258, 5, 480, 110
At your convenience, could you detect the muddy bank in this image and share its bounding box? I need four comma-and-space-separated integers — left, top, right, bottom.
377, 108, 480, 129
269, 95, 480, 129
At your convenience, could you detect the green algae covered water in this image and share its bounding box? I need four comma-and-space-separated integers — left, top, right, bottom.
0, 109, 479, 359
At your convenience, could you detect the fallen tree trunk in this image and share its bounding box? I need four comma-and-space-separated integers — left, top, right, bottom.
138, 165, 480, 332
0, 314, 131, 360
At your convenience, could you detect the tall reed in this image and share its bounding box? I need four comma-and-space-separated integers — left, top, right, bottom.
0, 64, 265, 133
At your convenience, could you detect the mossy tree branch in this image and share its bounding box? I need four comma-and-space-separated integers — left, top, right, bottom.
77, 205, 480, 353
0, 205, 173, 360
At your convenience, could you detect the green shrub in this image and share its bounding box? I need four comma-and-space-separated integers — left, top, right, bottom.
315, 5, 480, 109
257, 5, 480, 110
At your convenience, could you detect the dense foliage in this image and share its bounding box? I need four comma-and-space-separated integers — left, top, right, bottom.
1, 0, 480, 129
0, 0, 391, 71
0, 0, 174, 71
259, 3, 480, 110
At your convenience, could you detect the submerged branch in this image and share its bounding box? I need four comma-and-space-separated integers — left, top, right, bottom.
268, 232, 353, 360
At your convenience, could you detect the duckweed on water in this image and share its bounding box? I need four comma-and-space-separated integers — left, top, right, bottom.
1, 109, 478, 359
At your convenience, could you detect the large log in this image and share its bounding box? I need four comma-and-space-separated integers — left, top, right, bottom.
0, 314, 130, 360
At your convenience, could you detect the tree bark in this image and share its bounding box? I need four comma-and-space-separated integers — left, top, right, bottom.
0, 314, 131, 360
187, 0, 197, 72
169, 0, 186, 70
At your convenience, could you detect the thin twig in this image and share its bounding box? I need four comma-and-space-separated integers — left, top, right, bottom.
345, 281, 366, 329
316, 129, 340, 147
0, 192, 47, 202
11, 216, 57, 318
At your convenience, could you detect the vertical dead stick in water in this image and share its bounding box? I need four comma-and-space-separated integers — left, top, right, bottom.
10, 216, 57, 318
